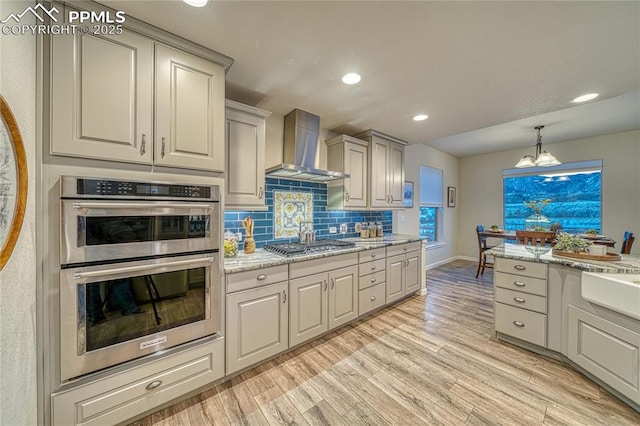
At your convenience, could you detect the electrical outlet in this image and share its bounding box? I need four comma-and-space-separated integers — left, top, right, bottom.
236, 232, 242, 241
340, 223, 348, 234
400, 215, 406, 223
329, 226, 337, 234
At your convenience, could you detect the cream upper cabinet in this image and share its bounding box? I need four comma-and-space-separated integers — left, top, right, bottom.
326, 135, 368, 209
51, 30, 154, 164
155, 44, 225, 171
51, 32, 227, 172
354, 130, 407, 209
225, 100, 271, 209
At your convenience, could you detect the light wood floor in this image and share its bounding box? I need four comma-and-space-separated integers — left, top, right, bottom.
130, 260, 640, 425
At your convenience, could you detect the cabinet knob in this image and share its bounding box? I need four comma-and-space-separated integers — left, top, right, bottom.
371, 296, 376, 301
371, 277, 376, 283
514, 265, 526, 271
283, 290, 287, 303
331, 278, 335, 289
324, 280, 328, 291
257, 274, 267, 281
371, 264, 376, 270
512, 321, 525, 328
513, 297, 526, 304
146, 380, 162, 391
371, 253, 376, 258
513, 281, 526, 287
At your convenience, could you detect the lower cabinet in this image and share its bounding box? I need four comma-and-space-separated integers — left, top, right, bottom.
51, 338, 224, 426
567, 305, 640, 404
226, 281, 288, 375
386, 246, 421, 303
289, 265, 358, 347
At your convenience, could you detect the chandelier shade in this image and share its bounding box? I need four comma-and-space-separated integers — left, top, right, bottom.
514, 126, 561, 168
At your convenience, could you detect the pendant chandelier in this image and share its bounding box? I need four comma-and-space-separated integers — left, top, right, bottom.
514, 125, 561, 168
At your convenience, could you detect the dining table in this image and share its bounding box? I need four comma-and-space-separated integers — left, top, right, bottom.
479, 230, 617, 248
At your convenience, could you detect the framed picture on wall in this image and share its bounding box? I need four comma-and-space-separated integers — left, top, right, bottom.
447, 186, 456, 207
403, 181, 414, 208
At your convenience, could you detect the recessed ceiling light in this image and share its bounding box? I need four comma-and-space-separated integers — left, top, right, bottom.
413, 114, 428, 121
183, 0, 208, 7
342, 73, 361, 85
572, 93, 599, 103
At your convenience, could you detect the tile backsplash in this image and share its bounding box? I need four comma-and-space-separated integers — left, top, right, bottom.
224, 178, 392, 249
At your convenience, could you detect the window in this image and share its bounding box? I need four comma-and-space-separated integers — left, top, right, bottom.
419, 165, 443, 242
503, 160, 602, 233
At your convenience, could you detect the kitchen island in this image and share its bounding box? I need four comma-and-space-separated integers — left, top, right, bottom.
489, 243, 640, 412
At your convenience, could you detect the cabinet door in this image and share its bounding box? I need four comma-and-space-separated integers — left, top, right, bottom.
226, 282, 288, 375
289, 273, 328, 347
370, 138, 389, 207
225, 106, 267, 208
388, 142, 405, 207
405, 252, 421, 294
386, 255, 405, 303
344, 142, 368, 208
51, 30, 153, 163
568, 305, 640, 404
328, 265, 358, 330
155, 44, 225, 171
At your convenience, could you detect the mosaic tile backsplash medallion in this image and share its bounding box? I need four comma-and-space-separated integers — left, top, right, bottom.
274, 190, 313, 238
225, 178, 392, 249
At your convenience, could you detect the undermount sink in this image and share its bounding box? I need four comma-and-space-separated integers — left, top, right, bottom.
581, 272, 640, 320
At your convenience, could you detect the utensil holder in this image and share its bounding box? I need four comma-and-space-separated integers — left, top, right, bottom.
244, 236, 256, 254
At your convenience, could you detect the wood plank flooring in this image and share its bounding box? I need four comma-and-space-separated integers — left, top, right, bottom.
129, 260, 640, 425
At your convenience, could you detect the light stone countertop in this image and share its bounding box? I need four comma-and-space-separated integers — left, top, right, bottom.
488, 243, 640, 273
224, 234, 425, 274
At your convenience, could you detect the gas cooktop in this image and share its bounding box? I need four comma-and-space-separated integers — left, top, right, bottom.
263, 239, 356, 257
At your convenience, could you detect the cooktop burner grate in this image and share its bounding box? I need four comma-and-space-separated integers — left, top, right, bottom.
264, 239, 356, 257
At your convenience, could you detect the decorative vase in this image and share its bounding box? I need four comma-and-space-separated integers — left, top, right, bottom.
525, 213, 551, 231
243, 236, 256, 254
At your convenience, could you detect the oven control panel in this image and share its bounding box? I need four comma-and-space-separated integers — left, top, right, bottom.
62, 177, 219, 201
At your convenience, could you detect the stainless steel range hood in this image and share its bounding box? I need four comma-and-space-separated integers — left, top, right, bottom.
266, 109, 350, 182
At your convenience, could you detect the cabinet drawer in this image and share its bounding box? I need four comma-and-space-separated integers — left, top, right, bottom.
289, 252, 358, 279
358, 248, 386, 263
495, 271, 547, 296
359, 258, 386, 276
495, 303, 547, 347
495, 287, 547, 314
359, 270, 386, 290
226, 264, 288, 293
358, 282, 386, 316
386, 242, 421, 257
496, 258, 547, 279
52, 338, 224, 426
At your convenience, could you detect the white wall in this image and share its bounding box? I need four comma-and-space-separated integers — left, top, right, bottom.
394, 143, 459, 267
458, 130, 640, 258
0, 1, 38, 425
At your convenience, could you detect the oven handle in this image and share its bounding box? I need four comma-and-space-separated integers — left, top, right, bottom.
72, 202, 214, 210
73, 256, 214, 280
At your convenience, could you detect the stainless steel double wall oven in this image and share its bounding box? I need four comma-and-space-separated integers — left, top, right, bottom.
59, 176, 221, 381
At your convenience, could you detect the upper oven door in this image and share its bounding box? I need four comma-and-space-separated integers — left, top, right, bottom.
61, 200, 219, 265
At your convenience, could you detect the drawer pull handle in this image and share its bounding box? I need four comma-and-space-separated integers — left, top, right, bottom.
403, 247, 407, 251
371, 253, 376, 258
146, 380, 162, 391
324, 280, 328, 291
514, 297, 526, 303
513, 281, 525, 287
513, 321, 525, 328
514, 265, 526, 271
371, 296, 376, 301
371, 264, 376, 270
371, 277, 376, 283
283, 290, 287, 303
331, 278, 335, 289
257, 274, 267, 281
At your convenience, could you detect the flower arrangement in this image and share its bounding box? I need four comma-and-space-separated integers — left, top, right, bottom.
553, 232, 592, 253
524, 198, 551, 215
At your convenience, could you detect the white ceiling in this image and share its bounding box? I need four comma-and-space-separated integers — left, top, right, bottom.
101, 0, 640, 157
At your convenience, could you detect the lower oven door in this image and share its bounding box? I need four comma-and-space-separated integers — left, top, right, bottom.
59, 253, 220, 381
61, 199, 219, 265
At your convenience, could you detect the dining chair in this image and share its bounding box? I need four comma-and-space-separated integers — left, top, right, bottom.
621, 231, 635, 254
515, 230, 557, 246
475, 225, 495, 278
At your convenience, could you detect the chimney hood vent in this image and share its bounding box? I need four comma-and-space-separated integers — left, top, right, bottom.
266, 109, 350, 182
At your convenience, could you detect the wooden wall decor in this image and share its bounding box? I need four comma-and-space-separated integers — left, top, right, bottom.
0, 95, 28, 270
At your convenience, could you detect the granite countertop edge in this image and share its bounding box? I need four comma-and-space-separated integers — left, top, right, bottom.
487, 244, 640, 274
224, 234, 425, 274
